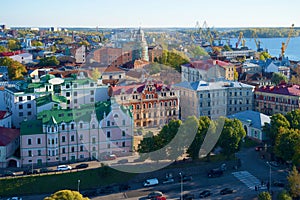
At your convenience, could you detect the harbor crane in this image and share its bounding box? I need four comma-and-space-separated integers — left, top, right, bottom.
281, 24, 294, 58
235, 32, 246, 48
252, 29, 263, 52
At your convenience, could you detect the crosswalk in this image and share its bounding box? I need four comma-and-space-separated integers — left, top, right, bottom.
232, 171, 266, 190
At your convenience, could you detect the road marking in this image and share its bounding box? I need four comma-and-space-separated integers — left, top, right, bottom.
232, 171, 261, 190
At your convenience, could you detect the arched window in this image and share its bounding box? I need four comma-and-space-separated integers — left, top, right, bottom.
173, 100, 176, 106
136, 104, 140, 110
169, 101, 172, 106
143, 103, 146, 109
149, 103, 152, 108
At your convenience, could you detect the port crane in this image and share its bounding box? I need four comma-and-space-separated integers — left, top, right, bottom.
252, 29, 263, 52
281, 24, 294, 58
235, 32, 246, 48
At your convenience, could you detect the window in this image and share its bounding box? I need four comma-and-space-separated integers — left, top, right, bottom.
107, 131, 111, 138
92, 137, 96, 144
74, 84, 77, 88
62, 124, 65, 130
27, 104, 31, 109
37, 138, 41, 144
90, 97, 94, 102
92, 124, 95, 129
28, 150, 32, 156
71, 135, 75, 142
122, 120, 125, 126
107, 121, 110, 126
122, 131, 126, 137
122, 141, 126, 147
71, 124, 74, 129
19, 104, 23, 109
28, 138, 32, 145
62, 148, 66, 154
90, 82, 94, 87
71, 147, 75, 153
27, 96, 31, 100
80, 123, 83, 129
19, 97, 22, 102
28, 111, 32, 116
66, 84, 70, 89
90, 90, 94, 95
80, 146, 84, 151
38, 150, 41, 156
66, 92, 70, 97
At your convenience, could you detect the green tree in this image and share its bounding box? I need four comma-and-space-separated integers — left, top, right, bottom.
189, 45, 209, 58
0, 46, 7, 52
259, 51, 272, 61
7, 39, 21, 51
287, 166, 300, 198
0, 57, 27, 80
44, 190, 89, 200
91, 68, 101, 81
79, 40, 90, 47
39, 56, 60, 66
186, 116, 211, 160
285, 109, 300, 130
277, 190, 292, 200
218, 118, 246, 159
274, 127, 300, 162
157, 49, 189, 72
263, 113, 290, 146
271, 72, 288, 85
31, 40, 43, 47
258, 191, 272, 200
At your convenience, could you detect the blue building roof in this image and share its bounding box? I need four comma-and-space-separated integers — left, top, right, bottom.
227, 110, 270, 130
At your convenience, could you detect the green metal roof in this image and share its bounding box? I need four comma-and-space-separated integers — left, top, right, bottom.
35, 94, 67, 107
20, 120, 43, 135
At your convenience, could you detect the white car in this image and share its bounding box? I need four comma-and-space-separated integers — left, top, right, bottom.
7, 197, 22, 200
57, 165, 72, 171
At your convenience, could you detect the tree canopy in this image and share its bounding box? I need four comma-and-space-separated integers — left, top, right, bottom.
271, 72, 288, 85
39, 56, 60, 66
44, 190, 89, 200
0, 57, 27, 80
157, 49, 190, 72
91, 68, 101, 81
287, 166, 300, 198
7, 39, 21, 51
258, 192, 272, 200
31, 40, 43, 47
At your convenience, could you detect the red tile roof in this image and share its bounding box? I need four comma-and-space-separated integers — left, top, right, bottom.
0, 127, 20, 146
0, 111, 7, 120
184, 59, 231, 71
256, 83, 300, 96
104, 65, 124, 73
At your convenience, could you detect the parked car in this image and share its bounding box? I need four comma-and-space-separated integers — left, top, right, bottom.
75, 163, 89, 169
147, 191, 163, 199
208, 169, 223, 178
199, 190, 212, 198
23, 169, 38, 175
118, 159, 128, 164
273, 180, 285, 187
2, 171, 16, 177
57, 165, 72, 171
6, 197, 22, 200
181, 193, 194, 200
269, 161, 280, 167
143, 178, 159, 187
220, 188, 233, 195
162, 178, 175, 184
104, 154, 117, 160
39, 167, 55, 173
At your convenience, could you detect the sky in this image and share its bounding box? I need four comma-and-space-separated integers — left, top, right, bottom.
1, 0, 300, 28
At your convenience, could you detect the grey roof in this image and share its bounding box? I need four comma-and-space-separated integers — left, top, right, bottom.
227, 110, 270, 130
174, 81, 254, 91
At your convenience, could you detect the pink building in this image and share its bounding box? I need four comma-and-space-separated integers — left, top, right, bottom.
20, 100, 133, 167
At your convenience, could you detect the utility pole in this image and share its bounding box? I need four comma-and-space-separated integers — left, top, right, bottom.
179, 172, 183, 199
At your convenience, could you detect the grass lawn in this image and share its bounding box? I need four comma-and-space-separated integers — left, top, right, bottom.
0, 166, 135, 197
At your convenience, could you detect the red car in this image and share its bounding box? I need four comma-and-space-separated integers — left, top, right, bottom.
104, 154, 117, 160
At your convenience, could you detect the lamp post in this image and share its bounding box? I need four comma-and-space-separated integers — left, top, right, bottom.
266, 162, 271, 193
31, 154, 34, 174
77, 179, 80, 192
179, 172, 183, 200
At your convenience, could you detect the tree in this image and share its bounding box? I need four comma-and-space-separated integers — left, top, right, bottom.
0, 46, 7, 52
258, 191, 272, 200
286, 109, 300, 130
287, 166, 300, 198
271, 72, 288, 85
0, 57, 27, 80
7, 39, 21, 51
259, 51, 272, 61
44, 190, 89, 200
218, 118, 246, 159
187, 116, 211, 160
91, 68, 101, 81
79, 40, 90, 47
189, 45, 209, 58
274, 127, 300, 162
39, 56, 60, 66
31, 40, 43, 47
277, 190, 292, 200
263, 113, 290, 146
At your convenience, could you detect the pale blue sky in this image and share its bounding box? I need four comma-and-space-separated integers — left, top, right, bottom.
1, 0, 299, 28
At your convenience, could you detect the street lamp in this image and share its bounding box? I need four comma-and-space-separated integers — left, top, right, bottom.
266, 162, 272, 193
77, 179, 80, 192
179, 172, 183, 200
31, 154, 34, 174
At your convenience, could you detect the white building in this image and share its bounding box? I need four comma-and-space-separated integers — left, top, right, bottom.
174, 81, 254, 120
74, 45, 86, 64
10, 53, 33, 64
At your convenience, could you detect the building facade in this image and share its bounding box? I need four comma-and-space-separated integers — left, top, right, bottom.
174, 81, 254, 120
181, 59, 235, 82
0, 127, 20, 168
255, 83, 300, 115
109, 81, 179, 128
20, 101, 133, 167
